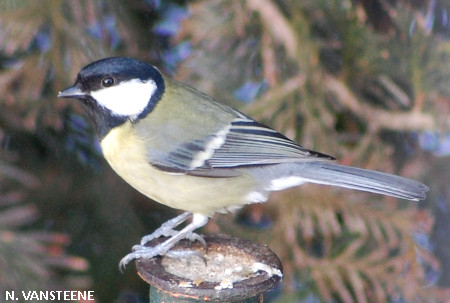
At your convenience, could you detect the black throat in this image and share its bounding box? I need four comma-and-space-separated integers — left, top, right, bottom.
80, 97, 128, 139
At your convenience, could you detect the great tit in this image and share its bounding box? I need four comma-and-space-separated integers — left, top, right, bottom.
58, 57, 429, 270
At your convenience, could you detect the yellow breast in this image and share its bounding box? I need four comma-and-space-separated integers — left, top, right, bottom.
100, 123, 261, 216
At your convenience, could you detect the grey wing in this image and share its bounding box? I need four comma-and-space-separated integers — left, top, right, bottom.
205, 117, 333, 168
151, 113, 334, 177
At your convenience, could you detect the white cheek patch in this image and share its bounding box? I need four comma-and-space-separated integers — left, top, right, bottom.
91, 79, 157, 117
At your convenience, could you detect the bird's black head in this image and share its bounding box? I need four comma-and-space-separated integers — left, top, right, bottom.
58, 57, 165, 138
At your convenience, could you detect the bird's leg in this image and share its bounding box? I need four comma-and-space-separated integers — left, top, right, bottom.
139, 211, 192, 245
139, 211, 206, 248
119, 214, 209, 271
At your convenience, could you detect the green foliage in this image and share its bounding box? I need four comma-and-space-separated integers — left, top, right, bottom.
181, 0, 448, 302
0, 160, 90, 298
0, 0, 163, 300
0, 0, 449, 302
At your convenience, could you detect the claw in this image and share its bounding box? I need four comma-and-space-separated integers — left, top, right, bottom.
188, 233, 207, 251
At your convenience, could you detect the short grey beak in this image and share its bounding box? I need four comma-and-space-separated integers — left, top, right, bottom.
58, 85, 86, 98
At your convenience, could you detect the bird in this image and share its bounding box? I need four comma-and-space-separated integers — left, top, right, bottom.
58, 57, 429, 270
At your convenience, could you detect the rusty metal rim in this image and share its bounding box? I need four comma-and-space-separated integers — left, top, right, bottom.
136, 234, 283, 302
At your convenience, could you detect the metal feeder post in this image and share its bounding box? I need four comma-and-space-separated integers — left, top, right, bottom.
136, 234, 283, 302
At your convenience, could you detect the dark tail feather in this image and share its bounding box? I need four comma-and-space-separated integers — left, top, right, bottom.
297, 162, 429, 201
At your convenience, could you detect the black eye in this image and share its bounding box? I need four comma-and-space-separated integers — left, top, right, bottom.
101, 76, 115, 87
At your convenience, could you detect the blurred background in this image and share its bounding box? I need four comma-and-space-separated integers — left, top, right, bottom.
0, 0, 449, 302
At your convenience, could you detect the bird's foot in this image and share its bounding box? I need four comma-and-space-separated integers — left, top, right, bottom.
139, 229, 206, 249
119, 244, 206, 271
119, 213, 210, 272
